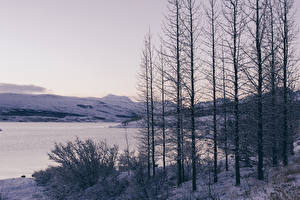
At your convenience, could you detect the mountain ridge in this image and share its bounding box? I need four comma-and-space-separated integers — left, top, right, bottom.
0, 93, 139, 122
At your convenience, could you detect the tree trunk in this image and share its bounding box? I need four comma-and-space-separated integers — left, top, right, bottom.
145, 47, 151, 178
160, 47, 166, 173
255, 0, 264, 180
282, 0, 288, 167
211, 0, 218, 183
188, 0, 197, 191
233, 3, 240, 186
221, 41, 228, 171
176, 0, 182, 186
148, 34, 156, 177
269, 0, 278, 167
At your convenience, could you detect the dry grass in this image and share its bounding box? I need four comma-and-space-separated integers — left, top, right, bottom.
268, 153, 300, 200
270, 184, 300, 200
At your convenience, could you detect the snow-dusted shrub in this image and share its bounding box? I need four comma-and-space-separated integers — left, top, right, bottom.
47, 137, 119, 189
126, 165, 173, 200
118, 150, 138, 172
33, 166, 56, 185
65, 174, 129, 200
34, 138, 119, 199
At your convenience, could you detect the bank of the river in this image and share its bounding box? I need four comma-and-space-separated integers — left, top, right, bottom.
0, 178, 49, 200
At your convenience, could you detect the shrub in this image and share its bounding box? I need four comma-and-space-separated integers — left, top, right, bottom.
47, 137, 118, 189
67, 174, 130, 200
34, 138, 119, 199
127, 165, 172, 200
118, 150, 138, 172
33, 166, 57, 186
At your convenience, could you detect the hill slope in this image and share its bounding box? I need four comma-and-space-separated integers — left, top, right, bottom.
0, 93, 139, 122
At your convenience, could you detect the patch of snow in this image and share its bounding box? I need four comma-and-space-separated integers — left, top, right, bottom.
0, 178, 49, 200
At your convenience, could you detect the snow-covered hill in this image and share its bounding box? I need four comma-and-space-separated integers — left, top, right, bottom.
0, 93, 139, 122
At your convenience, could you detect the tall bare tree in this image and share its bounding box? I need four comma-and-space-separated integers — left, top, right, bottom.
245, 0, 268, 181
157, 45, 167, 172
205, 0, 219, 183
278, 0, 296, 166
221, 40, 229, 171
182, 0, 200, 191
137, 37, 151, 178
175, 0, 183, 185
254, 0, 267, 180
268, 0, 278, 167
147, 32, 156, 176
223, 0, 246, 186
162, 0, 184, 185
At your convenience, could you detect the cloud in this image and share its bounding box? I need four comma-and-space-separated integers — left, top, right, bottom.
0, 83, 47, 94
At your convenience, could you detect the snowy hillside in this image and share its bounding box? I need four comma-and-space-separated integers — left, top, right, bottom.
0, 93, 139, 122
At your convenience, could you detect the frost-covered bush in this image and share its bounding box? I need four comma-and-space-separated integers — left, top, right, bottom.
48, 137, 118, 188
33, 166, 56, 186
118, 150, 138, 172
66, 174, 129, 200
126, 165, 173, 200
34, 138, 119, 199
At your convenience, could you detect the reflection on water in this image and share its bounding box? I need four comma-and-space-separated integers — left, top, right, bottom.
0, 122, 137, 179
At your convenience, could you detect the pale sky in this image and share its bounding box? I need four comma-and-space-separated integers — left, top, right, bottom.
0, 0, 166, 97
0, 0, 299, 98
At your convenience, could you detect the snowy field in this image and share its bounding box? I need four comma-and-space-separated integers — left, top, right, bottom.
0, 178, 49, 200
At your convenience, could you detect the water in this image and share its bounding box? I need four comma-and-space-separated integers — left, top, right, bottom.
0, 122, 138, 179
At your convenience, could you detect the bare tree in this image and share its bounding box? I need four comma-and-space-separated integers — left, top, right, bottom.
267, 0, 279, 167
147, 31, 156, 176
162, 0, 184, 185
223, 0, 246, 186
221, 40, 229, 171
137, 37, 151, 178
205, 0, 219, 183
278, 0, 297, 166
157, 45, 167, 172
254, 0, 266, 181
182, 0, 201, 191
175, 0, 183, 185
245, 0, 268, 181
281, 0, 289, 166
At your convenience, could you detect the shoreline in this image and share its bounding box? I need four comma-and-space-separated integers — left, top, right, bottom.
0, 178, 49, 200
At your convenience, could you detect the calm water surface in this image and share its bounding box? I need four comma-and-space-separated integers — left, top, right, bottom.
0, 122, 137, 179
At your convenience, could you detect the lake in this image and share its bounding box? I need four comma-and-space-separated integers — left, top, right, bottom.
0, 122, 138, 179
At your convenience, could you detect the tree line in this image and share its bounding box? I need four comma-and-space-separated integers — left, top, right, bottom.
137, 0, 299, 192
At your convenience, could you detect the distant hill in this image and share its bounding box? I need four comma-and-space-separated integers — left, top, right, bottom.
0, 89, 298, 123
0, 93, 139, 122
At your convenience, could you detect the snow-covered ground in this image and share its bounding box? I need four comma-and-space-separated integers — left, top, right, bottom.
0, 178, 49, 200
0, 121, 298, 200
168, 139, 300, 200
1, 140, 299, 200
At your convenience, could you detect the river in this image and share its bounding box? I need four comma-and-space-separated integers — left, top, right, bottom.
0, 122, 138, 179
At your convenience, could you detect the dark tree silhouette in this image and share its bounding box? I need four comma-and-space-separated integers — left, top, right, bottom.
223, 0, 246, 186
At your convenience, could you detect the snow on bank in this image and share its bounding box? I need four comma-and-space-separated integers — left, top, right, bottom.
167, 139, 300, 200
0, 178, 49, 200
